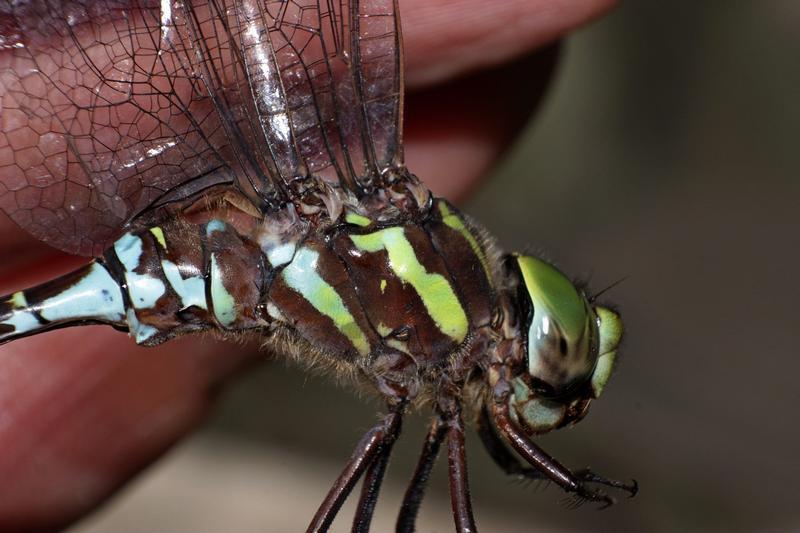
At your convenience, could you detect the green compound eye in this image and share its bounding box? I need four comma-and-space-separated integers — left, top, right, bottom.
591, 306, 623, 398
516, 256, 598, 396
508, 257, 625, 435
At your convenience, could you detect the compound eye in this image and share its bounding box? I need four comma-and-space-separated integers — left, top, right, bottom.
516, 256, 599, 396
589, 306, 624, 398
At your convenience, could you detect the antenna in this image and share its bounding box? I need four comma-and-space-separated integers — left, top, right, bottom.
590, 275, 630, 302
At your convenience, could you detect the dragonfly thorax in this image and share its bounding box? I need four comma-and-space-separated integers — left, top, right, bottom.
255, 197, 498, 370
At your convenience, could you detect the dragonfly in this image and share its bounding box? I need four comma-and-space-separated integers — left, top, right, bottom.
0, 0, 637, 530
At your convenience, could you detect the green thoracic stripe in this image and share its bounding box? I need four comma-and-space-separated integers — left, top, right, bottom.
282, 247, 370, 356
345, 212, 372, 227
350, 227, 468, 343
438, 202, 492, 281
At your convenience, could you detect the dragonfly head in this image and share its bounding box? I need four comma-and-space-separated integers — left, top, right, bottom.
502, 255, 624, 434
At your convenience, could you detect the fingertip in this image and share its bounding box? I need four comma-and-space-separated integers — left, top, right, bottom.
405, 45, 560, 202
402, 0, 618, 88
0, 329, 254, 531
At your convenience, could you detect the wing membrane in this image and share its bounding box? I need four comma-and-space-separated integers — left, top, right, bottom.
0, 0, 405, 256
1, 2, 236, 255
232, 0, 404, 188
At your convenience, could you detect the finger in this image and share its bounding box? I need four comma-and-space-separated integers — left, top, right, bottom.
0, 331, 259, 531
401, 0, 617, 88
406, 44, 560, 201
401, 0, 618, 199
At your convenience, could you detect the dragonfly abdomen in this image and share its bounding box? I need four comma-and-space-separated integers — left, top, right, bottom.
0, 261, 127, 343
108, 219, 269, 345
0, 219, 268, 346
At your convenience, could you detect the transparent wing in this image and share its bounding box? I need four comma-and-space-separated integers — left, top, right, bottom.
0, 0, 404, 256
257, 0, 405, 190
0, 1, 241, 256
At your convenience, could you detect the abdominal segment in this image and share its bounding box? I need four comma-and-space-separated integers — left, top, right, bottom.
0, 219, 267, 346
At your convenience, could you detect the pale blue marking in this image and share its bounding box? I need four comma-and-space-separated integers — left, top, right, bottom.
114, 233, 143, 271
126, 274, 166, 309
266, 242, 296, 267
0, 263, 125, 339
161, 260, 207, 310
113, 232, 166, 309
38, 263, 126, 323
206, 219, 226, 236
520, 399, 565, 431
126, 308, 158, 344
0, 309, 40, 338
512, 378, 565, 432
210, 254, 237, 327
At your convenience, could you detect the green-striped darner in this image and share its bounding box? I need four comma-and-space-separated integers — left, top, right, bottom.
0, 0, 636, 530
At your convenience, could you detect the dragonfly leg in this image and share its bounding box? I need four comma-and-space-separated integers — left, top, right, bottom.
570, 468, 639, 497
307, 400, 406, 533
443, 396, 478, 533
478, 405, 636, 494
490, 401, 637, 509
476, 404, 547, 479
396, 414, 447, 533
351, 420, 401, 533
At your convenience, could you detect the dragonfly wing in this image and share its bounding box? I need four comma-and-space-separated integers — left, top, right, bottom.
168, 0, 406, 196
0, 2, 238, 255
267, 0, 405, 190
187, 0, 405, 192
0, 1, 405, 257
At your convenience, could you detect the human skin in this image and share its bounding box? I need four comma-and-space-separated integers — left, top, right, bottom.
0, 0, 616, 530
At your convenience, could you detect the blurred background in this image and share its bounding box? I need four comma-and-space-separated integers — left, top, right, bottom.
73, 1, 799, 532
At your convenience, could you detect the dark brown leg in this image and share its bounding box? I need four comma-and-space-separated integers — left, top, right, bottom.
491, 402, 637, 508
351, 421, 400, 533
446, 405, 477, 533
307, 403, 405, 533
396, 415, 447, 533
478, 405, 636, 494
477, 405, 543, 478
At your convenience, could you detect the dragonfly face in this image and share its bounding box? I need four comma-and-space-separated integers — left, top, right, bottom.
503, 255, 623, 434
0, 0, 636, 530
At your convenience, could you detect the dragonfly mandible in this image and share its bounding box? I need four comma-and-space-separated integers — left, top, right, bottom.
0, 0, 636, 530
